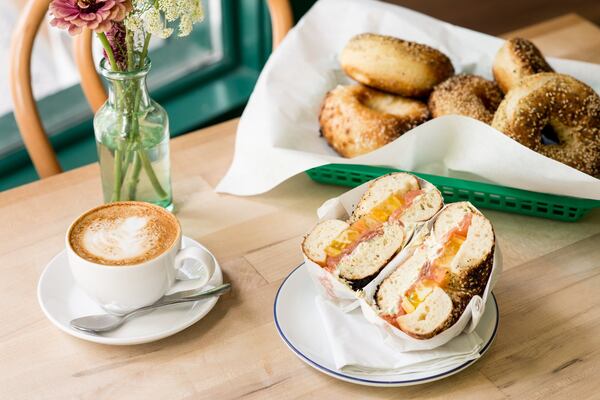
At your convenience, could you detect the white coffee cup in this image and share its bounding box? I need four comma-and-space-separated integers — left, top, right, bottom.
66, 202, 215, 313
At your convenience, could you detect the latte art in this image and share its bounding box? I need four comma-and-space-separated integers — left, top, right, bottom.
68, 202, 179, 266
83, 216, 157, 261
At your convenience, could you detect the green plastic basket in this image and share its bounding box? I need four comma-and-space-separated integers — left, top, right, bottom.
306, 164, 600, 222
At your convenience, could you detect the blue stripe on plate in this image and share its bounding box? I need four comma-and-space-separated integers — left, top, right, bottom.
273, 263, 499, 386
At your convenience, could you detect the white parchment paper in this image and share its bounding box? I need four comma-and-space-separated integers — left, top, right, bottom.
216, 0, 600, 199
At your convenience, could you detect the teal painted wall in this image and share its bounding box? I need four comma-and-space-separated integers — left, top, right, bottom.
1, 0, 316, 191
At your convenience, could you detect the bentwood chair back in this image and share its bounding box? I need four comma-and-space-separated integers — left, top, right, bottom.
9, 0, 293, 180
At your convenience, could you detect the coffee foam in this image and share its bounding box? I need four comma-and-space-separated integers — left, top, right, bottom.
83, 216, 158, 261
69, 202, 179, 266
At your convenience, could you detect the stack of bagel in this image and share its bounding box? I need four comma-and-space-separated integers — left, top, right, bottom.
319, 34, 600, 177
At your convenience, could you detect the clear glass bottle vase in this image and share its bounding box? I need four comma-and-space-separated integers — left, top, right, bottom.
94, 57, 172, 209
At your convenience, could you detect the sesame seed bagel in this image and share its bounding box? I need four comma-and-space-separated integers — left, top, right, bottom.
493, 37, 554, 94
319, 85, 430, 158
492, 73, 600, 176
340, 33, 455, 97
428, 74, 504, 124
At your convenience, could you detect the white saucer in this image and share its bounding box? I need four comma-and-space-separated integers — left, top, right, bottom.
38, 236, 223, 345
274, 264, 498, 387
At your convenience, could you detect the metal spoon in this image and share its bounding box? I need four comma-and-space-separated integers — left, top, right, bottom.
70, 283, 231, 333
161, 286, 219, 302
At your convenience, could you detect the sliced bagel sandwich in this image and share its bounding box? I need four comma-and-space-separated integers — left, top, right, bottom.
350, 172, 444, 224
374, 201, 494, 339
302, 172, 443, 291
376, 241, 430, 320
432, 202, 495, 295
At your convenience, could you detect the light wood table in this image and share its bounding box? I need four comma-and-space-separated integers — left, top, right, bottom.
1, 14, 599, 400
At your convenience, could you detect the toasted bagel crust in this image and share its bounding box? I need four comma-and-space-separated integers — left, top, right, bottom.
493, 37, 553, 93
340, 33, 454, 97
492, 73, 600, 176
428, 74, 504, 124
319, 85, 430, 158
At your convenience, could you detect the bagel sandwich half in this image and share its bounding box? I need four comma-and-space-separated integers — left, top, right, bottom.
350, 172, 444, 224
375, 202, 494, 339
302, 173, 443, 291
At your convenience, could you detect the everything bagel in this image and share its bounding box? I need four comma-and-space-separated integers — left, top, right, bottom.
319, 85, 430, 158
428, 74, 504, 124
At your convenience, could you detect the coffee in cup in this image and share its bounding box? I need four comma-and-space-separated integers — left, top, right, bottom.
66, 201, 215, 313
68, 201, 179, 266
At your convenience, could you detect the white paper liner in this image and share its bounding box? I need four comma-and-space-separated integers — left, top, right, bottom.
358, 202, 502, 351
216, 0, 600, 199
304, 176, 438, 311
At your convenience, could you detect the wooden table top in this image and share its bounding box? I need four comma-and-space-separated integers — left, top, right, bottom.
1, 14, 600, 400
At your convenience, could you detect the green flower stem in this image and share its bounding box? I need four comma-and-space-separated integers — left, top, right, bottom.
120, 31, 169, 202
111, 148, 123, 202
119, 28, 136, 179
132, 95, 169, 200
126, 30, 134, 72
119, 141, 134, 182
127, 152, 142, 199
138, 149, 168, 199
121, 112, 139, 196
101, 27, 168, 203
98, 31, 128, 202
140, 34, 152, 68
97, 32, 118, 71
124, 112, 142, 198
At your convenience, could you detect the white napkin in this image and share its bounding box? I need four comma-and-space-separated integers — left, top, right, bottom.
216, 0, 600, 199
315, 296, 483, 375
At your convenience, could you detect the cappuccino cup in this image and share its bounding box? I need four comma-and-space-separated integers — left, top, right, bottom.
66, 201, 215, 313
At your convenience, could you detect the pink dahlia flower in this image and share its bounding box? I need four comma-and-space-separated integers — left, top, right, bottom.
49, 0, 132, 36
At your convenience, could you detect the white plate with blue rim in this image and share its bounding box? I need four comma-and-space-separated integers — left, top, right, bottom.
273, 263, 498, 387
38, 236, 223, 345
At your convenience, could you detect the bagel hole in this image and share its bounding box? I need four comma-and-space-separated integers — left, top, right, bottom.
541, 125, 560, 145
479, 94, 497, 113
362, 94, 419, 116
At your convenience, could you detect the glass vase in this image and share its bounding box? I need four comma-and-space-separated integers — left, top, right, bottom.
94, 57, 172, 209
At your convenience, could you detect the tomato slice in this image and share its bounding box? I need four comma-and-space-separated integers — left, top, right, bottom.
398, 213, 473, 314
322, 189, 424, 268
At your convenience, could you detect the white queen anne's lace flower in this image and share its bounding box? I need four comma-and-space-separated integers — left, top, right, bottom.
175, 0, 203, 36
123, 0, 203, 38
142, 7, 172, 38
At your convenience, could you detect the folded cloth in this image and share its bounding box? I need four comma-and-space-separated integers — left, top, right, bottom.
315, 296, 483, 375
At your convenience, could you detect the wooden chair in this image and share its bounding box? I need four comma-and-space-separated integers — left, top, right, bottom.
9, 0, 293, 179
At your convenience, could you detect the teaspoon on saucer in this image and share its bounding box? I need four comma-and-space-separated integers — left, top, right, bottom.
70, 283, 231, 333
